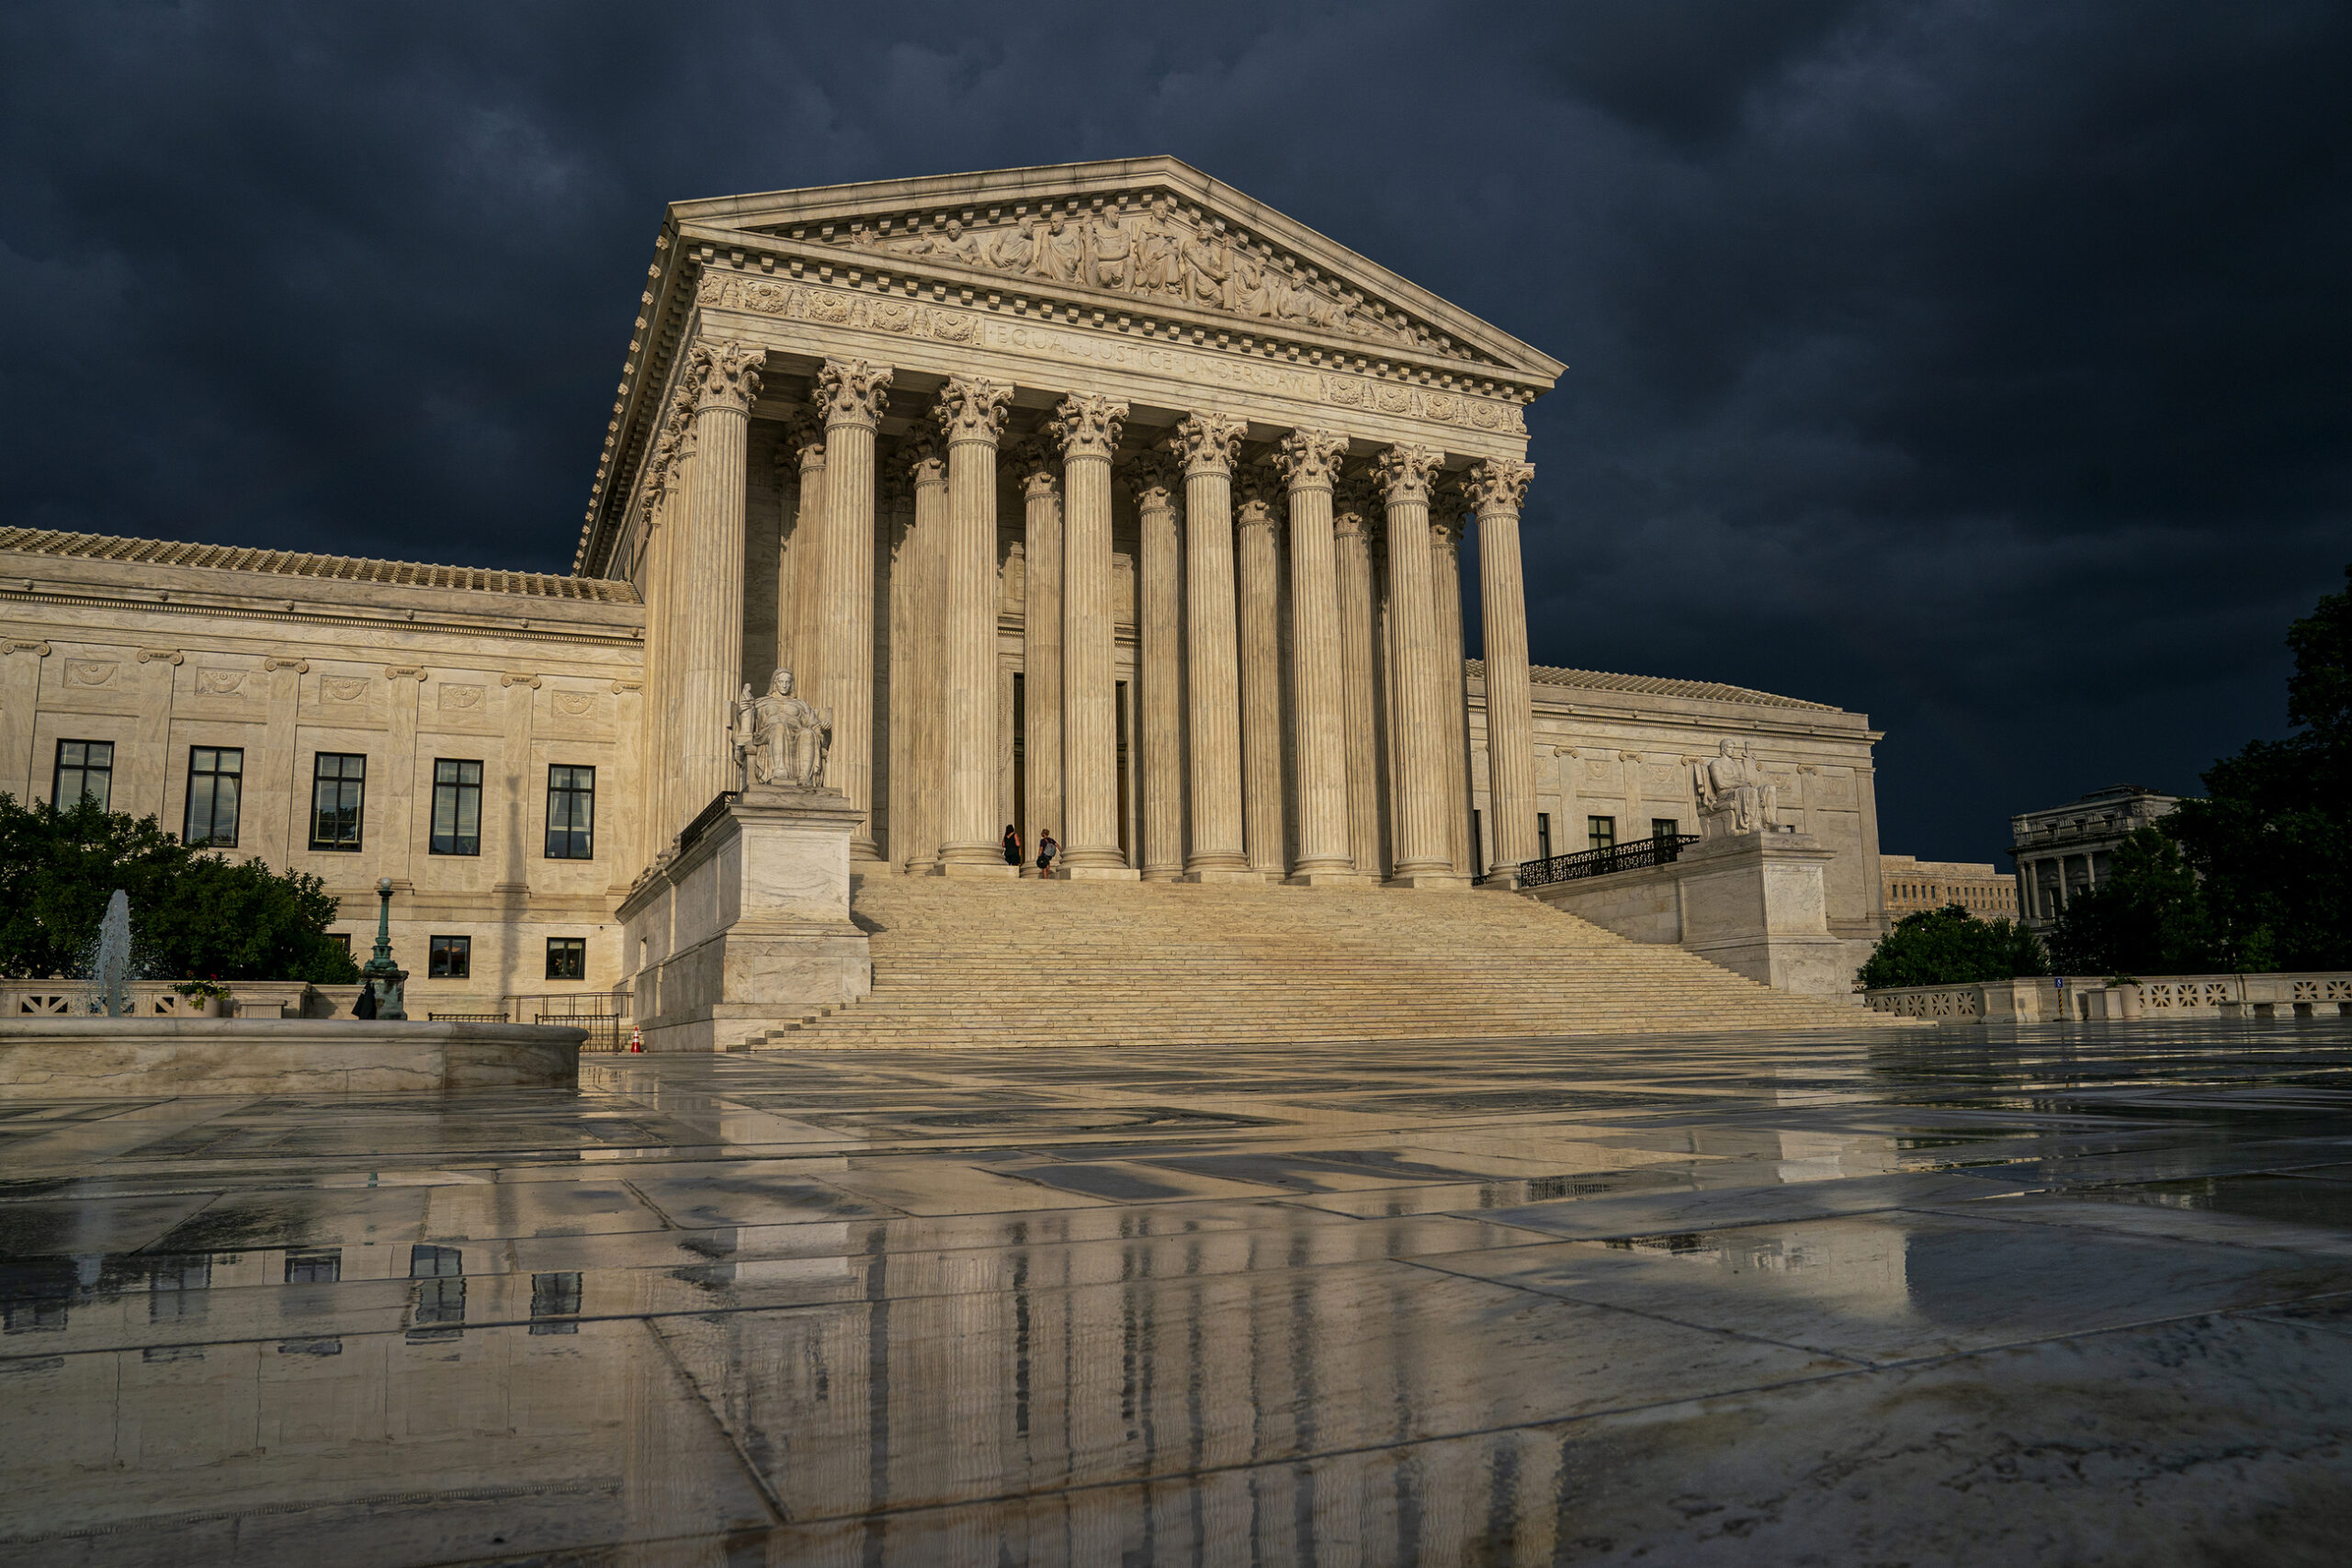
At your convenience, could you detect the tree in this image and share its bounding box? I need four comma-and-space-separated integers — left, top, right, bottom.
2163, 563, 2352, 971
1858, 904, 2048, 990
0, 793, 359, 984
2046, 827, 2225, 976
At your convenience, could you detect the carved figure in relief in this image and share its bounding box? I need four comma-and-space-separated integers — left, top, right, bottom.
1135, 198, 1182, 295
1087, 212, 1133, 288
988, 223, 1035, 273
1693, 739, 1781, 837
733, 668, 833, 791
1180, 227, 1232, 309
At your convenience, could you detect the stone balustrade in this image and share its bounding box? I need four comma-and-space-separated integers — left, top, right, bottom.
1864, 972, 2352, 1022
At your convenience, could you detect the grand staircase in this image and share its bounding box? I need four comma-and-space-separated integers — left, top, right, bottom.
754, 874, 1904, 1050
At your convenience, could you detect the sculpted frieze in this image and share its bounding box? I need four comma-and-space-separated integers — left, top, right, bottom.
694, 272, 1526, 436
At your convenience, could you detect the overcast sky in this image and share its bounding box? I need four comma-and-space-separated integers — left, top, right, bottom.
4, 1, 2345, 864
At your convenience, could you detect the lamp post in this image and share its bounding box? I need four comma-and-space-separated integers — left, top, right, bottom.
359, 877, 409, 1021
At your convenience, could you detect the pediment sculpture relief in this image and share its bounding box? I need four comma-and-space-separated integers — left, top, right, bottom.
842, 197, 1427, 352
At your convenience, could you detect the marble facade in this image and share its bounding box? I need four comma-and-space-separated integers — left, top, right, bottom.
0, 159, 1889, 1021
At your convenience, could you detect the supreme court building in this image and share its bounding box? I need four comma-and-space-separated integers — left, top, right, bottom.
0, 160, 1889, 1016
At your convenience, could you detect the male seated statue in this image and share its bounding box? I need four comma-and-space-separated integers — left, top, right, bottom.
733, 668, 832, 790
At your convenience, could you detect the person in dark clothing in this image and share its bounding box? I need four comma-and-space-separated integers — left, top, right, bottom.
1002, 824, 1023, 874
351, 983, 379, 1021
1036, 829, 1057, 877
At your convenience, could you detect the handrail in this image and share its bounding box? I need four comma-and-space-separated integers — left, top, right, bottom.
1487, 833, 1702, 889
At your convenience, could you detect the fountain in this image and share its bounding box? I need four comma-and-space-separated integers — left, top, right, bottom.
86, 889, 135, 1018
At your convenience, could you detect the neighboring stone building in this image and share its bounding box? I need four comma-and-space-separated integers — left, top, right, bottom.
2008, 784, 2183, 929
0, 158, 1889, 1025
1879, 854, 2020, 922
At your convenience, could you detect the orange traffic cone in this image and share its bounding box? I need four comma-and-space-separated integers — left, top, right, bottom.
628, 1026, 644, 1054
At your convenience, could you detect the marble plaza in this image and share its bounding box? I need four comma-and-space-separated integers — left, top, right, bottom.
3, 1017, 2350, 1562
0, 159, 1889, 1040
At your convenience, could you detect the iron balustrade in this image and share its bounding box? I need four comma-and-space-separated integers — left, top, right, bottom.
1484, 833, 1702, 889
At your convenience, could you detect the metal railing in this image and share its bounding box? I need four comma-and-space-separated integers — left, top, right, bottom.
1495, 833, 1702, 889
508, 991, 632, 1052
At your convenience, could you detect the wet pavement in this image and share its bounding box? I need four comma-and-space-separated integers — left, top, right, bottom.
4, 1018, 2351, 1564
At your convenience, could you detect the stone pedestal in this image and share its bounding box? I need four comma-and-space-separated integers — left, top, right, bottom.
1531, 829, 1861, 1000
619, 786, 871, 1052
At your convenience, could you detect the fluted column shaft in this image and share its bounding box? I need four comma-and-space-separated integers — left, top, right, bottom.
1373, 444, 1454, 882
815, 359, 892, 859
1332, 484, 1385, 879
934, 377, 1014, 871
1277, 431, 1354, 880
1054, 394, 1134, 875
1174, 413, 1249, 876
1430, 508, 1476, 876
779, 416, 824, 697
1472, 461, 1541, 879
1011, 442, 1063, 859
1131, 454, 1186, 880
900, 441, 949, 871
676, 340, 763, 817
639, 494, 674, 862
1235, 479, 1286, 878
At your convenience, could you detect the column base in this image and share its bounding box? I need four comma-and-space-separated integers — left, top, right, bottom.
1140, 866, 1184, 883
931, 861, 1020, 879
1180, 867, 1266, 885
1055, 865, 1143, 882
1284, 869, 1373, 887
1385, 871, 1472, 890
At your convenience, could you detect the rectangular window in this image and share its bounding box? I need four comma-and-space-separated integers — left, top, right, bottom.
284, 1248, 341, 1285
409, 1245, 465, 1339
1536, 813, 1552, 861
430, 759, 482, 856
1651, 818, 1679, 841
545, 764, 595, 860
545, 937, 586, 981
1588, 816, 1616, 852
52, 739, 113, 812
530, 1271, 582, 1336
184, 747, 243, 847
428, 935, 470, 979
309, 753, 366, 851
326, 932, 351, 954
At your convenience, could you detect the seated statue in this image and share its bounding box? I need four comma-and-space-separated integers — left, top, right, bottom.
1693, 739, 1781, 838
733, 668, 832, 791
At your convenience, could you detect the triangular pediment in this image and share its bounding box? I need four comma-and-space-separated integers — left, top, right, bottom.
666, 157, 1562, 385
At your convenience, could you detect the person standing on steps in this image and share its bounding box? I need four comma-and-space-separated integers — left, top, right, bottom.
1036, 829, 1058, 879
1002, 824, 1023, 875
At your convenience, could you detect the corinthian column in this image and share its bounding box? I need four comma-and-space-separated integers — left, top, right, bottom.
1234, 471, 1287, 879
1127, 451, 1186, 880
813, 358, 893, 859
899, 435, 949, 872
1332, 474, 1386, 879
776, 412, 825, 690
1172, 412, 1252, 881
1275, 430, 1355, 883
933, 376, 1015, 874
1470, 459, 1540, 883
1429, 488, 1476, 878
1008, 438, 1063, 860
675, 338, 763, 817
1371, 443, 1460, 886
1053, 393, 1137, 877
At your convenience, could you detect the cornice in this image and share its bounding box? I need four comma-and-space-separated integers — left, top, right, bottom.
0, 585, 646, 652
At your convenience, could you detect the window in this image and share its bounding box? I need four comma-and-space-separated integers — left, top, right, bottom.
1536, 813, 1552, 861
284, 1248, 342, 1285
430, 759, 483, 855
1651, 818, 1679, 841
410, 1245, 465, 1340
530, 1271, 582, 1336
1588, 816, 1615, 852
184, 747, 243, 847
545, 937, 586, 981
52, 739, 113, 811
428, 936, 470, 979
545, 764, 595, 859
326, 932, 351, 954
310, 753, 366, 851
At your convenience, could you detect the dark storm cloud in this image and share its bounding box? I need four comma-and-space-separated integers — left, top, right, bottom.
3, 0, 2346, 862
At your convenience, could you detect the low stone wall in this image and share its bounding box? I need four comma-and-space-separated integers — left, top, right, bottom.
1863, 973, 2352, 1022
3, 979, 313, 1020
0, 1019, 582, 1096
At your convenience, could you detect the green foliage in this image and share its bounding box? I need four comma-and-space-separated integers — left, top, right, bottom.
1858, 903, 2049, 990
2046, 828, 2226, 976
2162, 563, 2352, 971
0, 793, 358, 984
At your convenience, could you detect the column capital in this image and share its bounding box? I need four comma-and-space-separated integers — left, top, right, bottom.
1234, 471, 1283, 536
815, 357, 894, 430
935, 376, 1013, 446
1170, 412, 1246, 478
1052, 393, 1129, 461
901, 429, 948, 490
688, 338, 765, 414
1370, 443, 1442, 505
1333, 470, 1379, 532
1272, 428, 1348, 491
1006, 436, 1060, 501
1122, 448, 1183, 509
775, 412, 825, 476
1466, 458, 1534, 514
1430, 477, 1471, 545
878, 440, 916, 511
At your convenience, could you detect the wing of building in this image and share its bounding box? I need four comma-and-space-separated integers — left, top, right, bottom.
0, 159, 1887, 1016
